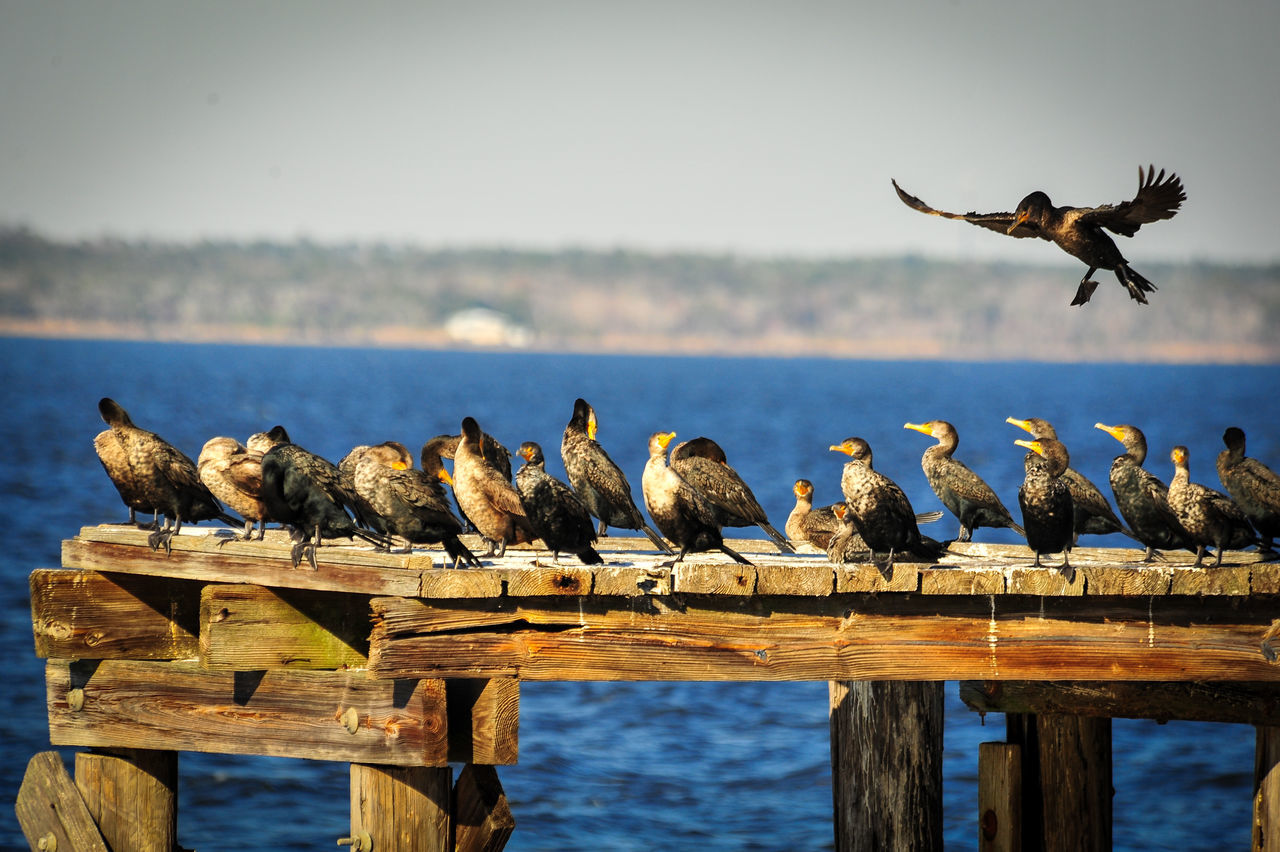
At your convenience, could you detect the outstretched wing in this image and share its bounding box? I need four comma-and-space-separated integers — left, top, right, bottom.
891, 179, 1038, 239
1078, 165, 1185, 237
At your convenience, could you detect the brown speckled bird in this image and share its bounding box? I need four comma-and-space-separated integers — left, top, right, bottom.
515, 441, 603, 565
642, 431, 751, 567
1168, 445, 1257, 568
197, 436, 269, 541
1095, 423, 1191, 561
670, 436, 794, 553
452, 417, 535, 557
1216, 427, 1280, 554
904, 420, 1023, 542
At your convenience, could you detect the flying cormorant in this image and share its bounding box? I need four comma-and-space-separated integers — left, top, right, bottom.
892, 165, 1185, 305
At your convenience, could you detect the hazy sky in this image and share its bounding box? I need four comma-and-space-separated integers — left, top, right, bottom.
3, 1, 1277, 262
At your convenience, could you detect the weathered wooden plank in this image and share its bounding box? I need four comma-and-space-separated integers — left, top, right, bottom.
592, 565, 672, 597
16, 751, 110, 852
30, 569, 201, 660
1256, 563, 1280, 595
1171, 565, 1252, 595
200, 584, 371, 670
959, 681, 1280, 725
453, 764, 516, 852
1257, 726, 1280, 852
503, 564, 594, 596
1038, 715, 1112, 852
673, 562, 756, 595
75, 749, 177, 852
756, 562, 833, 596
829, 680, 943, 851
978, 742, 1021, 852
921, 566, 1004, 595
63, 535, 425, 597
367, 595, 1280, 682
1008, 568, 1082, 596
1082, 564, 1171, 596
833, 564, 919, 593
350, 764, 452, 852
418, 568, 505, 599
47, 659, 449, 765
446, 679, 520, 765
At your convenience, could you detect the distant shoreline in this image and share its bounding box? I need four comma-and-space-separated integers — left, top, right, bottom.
4, 317, 1274, 365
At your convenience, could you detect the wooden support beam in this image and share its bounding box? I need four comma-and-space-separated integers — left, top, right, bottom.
47, 659, 449, 765
16, 751, 110, 852
350, 763, 452, 852
368, 594, 1280, 682
199, 584, 371, 670
1037, 715, 1112, 852
1258, 726, 1280, 852
453, 764, 515, 852
30, 569, 200, 660
829, 680, 943, 851
960, 680, 1280, 726
978, 742, 1021, 852
446, 680, 520, 765
75, 749, 177, 852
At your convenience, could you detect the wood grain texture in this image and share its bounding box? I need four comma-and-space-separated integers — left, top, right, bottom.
368, 594, 1280, 682
31, 569, 200, 660
978, 742, 1021, 852
75, 749, 177, 852
47, 660, 449, 765
829, 680, 943, 851
350, 763, 452, 852
15, 751, 110, 852
1037, 715, 1112, 852
200, 584, 371, 670
1257, 726, 1280, 852
453, 764, 515, 852
446, 679, 519, 766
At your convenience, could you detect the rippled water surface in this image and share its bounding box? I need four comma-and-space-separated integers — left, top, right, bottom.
1, 338, 1274, 849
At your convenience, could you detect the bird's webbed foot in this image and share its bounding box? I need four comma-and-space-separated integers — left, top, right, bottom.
290, 541, 319, 570
147, 527, 175, 555
1070, 278, 1101, 306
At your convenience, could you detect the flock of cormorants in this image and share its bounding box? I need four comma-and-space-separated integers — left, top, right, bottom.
95, 391, 1279, 582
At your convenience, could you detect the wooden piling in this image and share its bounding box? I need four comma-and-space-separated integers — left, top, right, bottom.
829, 680, 943, 851
978, 742, 1021, 852
350, 763, 452, 852
74, 749, 177, 852
453, 764, 515, 852
1258, 726, 1280, 852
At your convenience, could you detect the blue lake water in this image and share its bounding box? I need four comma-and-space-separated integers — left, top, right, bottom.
1, 337, 1275, 850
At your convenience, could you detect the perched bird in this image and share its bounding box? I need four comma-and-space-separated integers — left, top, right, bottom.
1216, 427, 1280, 554
829, 436, 946, 576
787, 479, 841, 550
1006, 416, 1133, 543
1014, 438, 1076, 581
1167, 445, 1257, 568
786, 478, 943, 551
246, 425, 291, 455
515, 441, 603, 565
1095, 423, 1191, 562
260, 435, 385, 569
561, 397, 672, 553
669, 436, 794, 553
94, 409, 158, 530
641, 431, 751, 566
424, 431, 514, 482
825, 502, 872, 565
452, 417, 536, 557
892, 165, 1185, 305
903, 420, 1023, 542
349, 441, 481, 568
95, 398, 241, 554
339, 440, 414, 536
197, 436, 269, 541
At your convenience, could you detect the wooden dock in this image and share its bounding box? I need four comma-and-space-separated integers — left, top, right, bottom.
19, 524, 1280, 851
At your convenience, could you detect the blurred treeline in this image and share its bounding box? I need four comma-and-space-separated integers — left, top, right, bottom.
1, 227, 1276, 362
